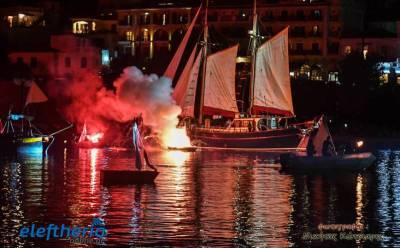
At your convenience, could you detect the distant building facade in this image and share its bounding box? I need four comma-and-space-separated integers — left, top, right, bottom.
8, 35, 101, 81
89, 0, 369, 81
2, 0, 399, 83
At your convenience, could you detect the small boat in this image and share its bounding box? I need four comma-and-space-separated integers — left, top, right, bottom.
1, 113, 53, 155
1, 82, 53, 155
280, 152, 376, 172
101, 121, 158, 185
279, 116, 376, 172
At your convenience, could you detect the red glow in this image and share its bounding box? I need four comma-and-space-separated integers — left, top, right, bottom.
86, 133, 104, 144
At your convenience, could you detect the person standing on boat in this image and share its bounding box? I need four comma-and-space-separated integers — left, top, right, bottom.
307, 137, 316, 157
322, 136, 334, 156
133, 122, 143, 171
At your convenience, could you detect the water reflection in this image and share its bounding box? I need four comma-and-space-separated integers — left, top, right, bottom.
1, 150, 400, 247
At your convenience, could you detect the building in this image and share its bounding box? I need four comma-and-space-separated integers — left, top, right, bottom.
4, 0, 397, 83
8, 34, 101, 81
89, 0, 367, 81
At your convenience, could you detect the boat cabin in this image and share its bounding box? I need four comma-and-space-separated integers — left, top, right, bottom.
227, 117, 287, 132
197, 116, 289, 133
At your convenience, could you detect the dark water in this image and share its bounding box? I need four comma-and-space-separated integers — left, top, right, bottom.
0, 148, 399, 247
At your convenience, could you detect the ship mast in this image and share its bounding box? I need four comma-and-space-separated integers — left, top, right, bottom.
248, 0, 258, 115
198, 0, 208, 125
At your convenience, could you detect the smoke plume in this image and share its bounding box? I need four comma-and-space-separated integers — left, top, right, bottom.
48, 66, 181, 145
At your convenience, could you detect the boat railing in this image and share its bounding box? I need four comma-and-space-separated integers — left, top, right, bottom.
195, 126, 251, 133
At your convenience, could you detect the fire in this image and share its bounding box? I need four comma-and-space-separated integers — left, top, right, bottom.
162, 127, 191, 148
86, 132, 104, 144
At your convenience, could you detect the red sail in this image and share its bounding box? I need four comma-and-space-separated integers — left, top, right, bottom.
25, 82, 48, 106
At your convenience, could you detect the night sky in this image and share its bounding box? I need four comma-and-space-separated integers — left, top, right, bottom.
0, 0, 399, 16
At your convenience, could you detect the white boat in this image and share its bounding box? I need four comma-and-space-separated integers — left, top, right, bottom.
279, 116, 376, 171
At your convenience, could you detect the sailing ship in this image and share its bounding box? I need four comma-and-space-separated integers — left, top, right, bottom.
167, 1, 314, 151
0, 82, 53, 154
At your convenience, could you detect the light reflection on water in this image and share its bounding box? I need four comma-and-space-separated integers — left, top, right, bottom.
0, 149, 400, 247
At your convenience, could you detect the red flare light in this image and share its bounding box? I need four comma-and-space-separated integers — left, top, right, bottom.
86, 133, 104, 144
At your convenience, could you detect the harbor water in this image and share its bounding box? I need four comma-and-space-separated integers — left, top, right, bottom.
0, 148, 399, 247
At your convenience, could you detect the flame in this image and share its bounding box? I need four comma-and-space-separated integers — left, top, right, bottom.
86, 133, 104, 144
161, 127, 191, 148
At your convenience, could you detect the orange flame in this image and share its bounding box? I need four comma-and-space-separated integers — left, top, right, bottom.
162, 127, 191, 148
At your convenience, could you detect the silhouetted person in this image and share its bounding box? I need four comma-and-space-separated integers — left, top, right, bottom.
322, 136, 334, 157
248, 121, 253, 132
306, 138, 315, 157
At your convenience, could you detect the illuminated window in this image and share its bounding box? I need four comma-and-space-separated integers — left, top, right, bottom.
300, 64, 310, 78
143, 28, 149, 41
126, 31, 133, 41
144, 12, 149, 24
344, 46, 351, 55
7, 16, 13, 27
18, 13, 26, 25
312, 25, 319, 35
162, 13, 166, 25
363, 45, 368, 60
328, 72, 339, 82
310, 66, 323, 81
380, 73, 388, 84
73, 21, 89, 34
91, 22, 96, 31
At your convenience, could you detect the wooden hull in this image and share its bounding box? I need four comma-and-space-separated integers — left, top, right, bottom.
280, 152, 376, 171
189, 127, 304, 151
100, 169, 159, 185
